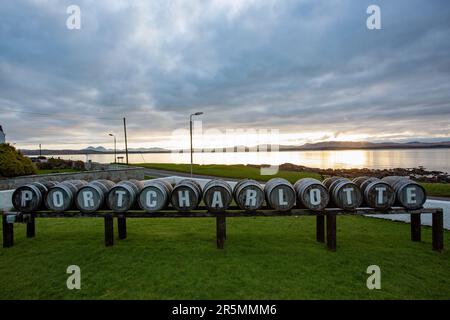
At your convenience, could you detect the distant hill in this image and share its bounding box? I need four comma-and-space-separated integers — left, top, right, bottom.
21, 145, 171, 155
19, 140, 450, 156
83, 146, 109, 152
279, 140, 450, 151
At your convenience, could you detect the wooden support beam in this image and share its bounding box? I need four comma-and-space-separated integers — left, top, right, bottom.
432, 209, 444, 252
326, 213, 336, 251
316, 214, 325, 243
2, 213, 14, 248
216, 216, 226, 249
26, 214, 36, 238
410, 214, 421, 242
223, 215, 227, 240
117, 215, 127, 240
104, 214, 114, 247
1, 207, 443, 252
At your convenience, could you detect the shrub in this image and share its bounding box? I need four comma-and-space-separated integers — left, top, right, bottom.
0, 143, 37, 177
36, 158, 85, 171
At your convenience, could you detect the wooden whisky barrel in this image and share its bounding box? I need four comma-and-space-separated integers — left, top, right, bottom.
352, 177, 395, 210
322, 176, 341, 190
264, 178, 296, 211
233, 179, 265, 211
45, 180, 88, 212
326, 177, 362, 210
352, 176, 373, 188
75, 180, 115, 213
356, 177, 379, 192
138, 179, 173, 212
381, 176, 426, 210
12, 181, 58, 213
170, 179, 202, 212
107, 179, 144, 212
294, 178, 329, 211
203, 180, 233, 213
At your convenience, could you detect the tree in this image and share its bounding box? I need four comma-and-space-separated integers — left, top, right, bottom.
0, 143, 37, 177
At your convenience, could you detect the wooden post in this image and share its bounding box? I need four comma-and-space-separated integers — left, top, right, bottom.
223, 215, 227, 240
432, 209, 444, 252
216, 216, 226, 249
118, 215, 127, 240
104, 214, 114, 247
410, 213, 421, 242
316, 214, 325, 243
2, 213, 14, 248
26, 214, 36, 238
326, 213, 336, 251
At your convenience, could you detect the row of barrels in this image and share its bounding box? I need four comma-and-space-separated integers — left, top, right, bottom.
12, 176, 426, 214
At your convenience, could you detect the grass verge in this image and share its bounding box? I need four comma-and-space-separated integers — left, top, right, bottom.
134, 163, 322, 182
0, 216, 449, 299
419, 183, 450, 198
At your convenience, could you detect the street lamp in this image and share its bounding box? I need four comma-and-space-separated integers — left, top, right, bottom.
109, 133, 117, 164
190, 112, 203, 177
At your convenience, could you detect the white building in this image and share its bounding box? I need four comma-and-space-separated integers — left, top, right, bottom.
0, 125, 5, 144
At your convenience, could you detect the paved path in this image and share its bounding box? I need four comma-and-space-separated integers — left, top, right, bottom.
371, 199, 450, 230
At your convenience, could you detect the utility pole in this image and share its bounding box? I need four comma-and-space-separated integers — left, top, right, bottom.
123, 117, 129, 165
109, 133, 117, 164
189, 112, 203, 177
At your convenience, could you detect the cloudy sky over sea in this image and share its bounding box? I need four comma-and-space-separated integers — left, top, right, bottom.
1, 0, 450, 149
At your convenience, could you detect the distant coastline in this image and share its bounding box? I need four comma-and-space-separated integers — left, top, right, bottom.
19, 140, 450, 155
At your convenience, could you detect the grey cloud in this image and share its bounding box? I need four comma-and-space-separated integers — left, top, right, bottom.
0, 0, 450, 148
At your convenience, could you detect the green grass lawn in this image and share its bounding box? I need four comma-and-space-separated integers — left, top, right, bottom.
1, 216, 449, 299
37, 168, 82, 175
134, 163, 450, 197
420, 183, 450, 198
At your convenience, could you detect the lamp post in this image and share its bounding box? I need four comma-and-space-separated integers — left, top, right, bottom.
109, 133, 117, 164
190, 112, 203, 177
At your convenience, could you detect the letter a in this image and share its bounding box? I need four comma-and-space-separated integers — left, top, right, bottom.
366, 265, 381, 289
66, 265, 81, 290
366, 5, 381, 30
211, 191, 223, 208
66, 5, 81, 30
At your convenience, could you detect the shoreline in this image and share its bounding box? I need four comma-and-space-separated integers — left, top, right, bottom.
20, 145, 450, 156
266, 163, 450, 183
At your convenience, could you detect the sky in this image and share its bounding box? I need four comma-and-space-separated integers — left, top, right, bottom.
1, 0, 450, 150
